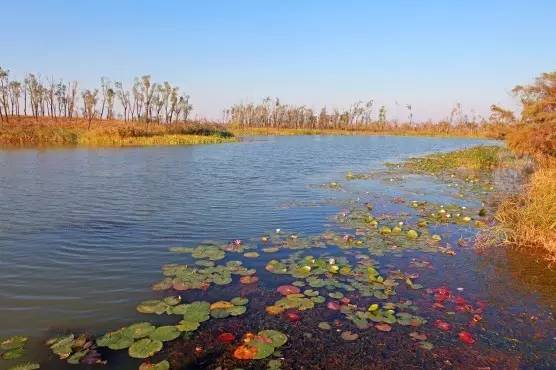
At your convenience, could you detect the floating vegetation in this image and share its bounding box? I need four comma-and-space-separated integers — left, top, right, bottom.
1, 336, 28, 361
6, 363, 40, 370
139, 360, 170, 370
152, 260, 254, 292
9, 145, 555, 369
47, 334, 105, 365
233, 330, 288, 360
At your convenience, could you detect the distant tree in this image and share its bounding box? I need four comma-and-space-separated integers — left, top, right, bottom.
489, 104, 515, 124
115, 81, 130, 121
82, 89, 98, 129
0, 67, 9, 121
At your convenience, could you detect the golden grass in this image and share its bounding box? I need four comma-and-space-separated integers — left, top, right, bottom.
494, 162, 556, 264
230, 123, 509, 139
0, 117, 235, 147
402, 146, 502, 173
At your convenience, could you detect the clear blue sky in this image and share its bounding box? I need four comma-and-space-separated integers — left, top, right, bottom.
2, 1, 555, 121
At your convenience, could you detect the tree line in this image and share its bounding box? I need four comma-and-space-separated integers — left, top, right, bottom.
0, 67, 193, 127
225, 97, 516, 129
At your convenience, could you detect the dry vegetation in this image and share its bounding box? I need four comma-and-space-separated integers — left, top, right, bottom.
0, 117, 235, 147
490, 72, 556, 263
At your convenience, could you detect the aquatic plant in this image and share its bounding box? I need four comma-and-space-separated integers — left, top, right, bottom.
233, 330, 288, 360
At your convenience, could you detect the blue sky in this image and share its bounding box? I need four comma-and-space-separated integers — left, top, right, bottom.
2, 1, 555, 121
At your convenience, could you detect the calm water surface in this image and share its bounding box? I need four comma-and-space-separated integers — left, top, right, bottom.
0, 136, 554, 369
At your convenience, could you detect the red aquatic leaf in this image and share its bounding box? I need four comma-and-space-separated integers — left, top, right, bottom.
217, 332, 236, 344
458, 331, 475, 345
432, 302, 445, 310
285, 310, 301, 322
375, 323, 392, 332
240, 275, 259, 285
454, 296, 467, 305
434, 287, 451, 303
340, 297, 351, 304
277, 285, 301, 296
434, 319, 452, 331
327, 301, 341, 311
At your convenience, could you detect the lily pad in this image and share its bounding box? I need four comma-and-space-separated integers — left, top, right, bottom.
128, 338, 163, 359
139, 360, 170, 370
149, 326, 181, 342
123, 322, 155, 339
1, 347, 24, 360
259, 330, 287, 347
96, 331, 134, 350
340, 331, 359, 341
1, 336, 28, 351
318, 322, 332, 330
176, 320, 200, 332
6, 363, 40, 370
231, 297, 249, 306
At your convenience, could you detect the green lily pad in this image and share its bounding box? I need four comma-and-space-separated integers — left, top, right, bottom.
176, 320, 200, 332
328, 291, 344, 299
250, 339, 276, 360
244, 252, 260, 258
128, 338, 163, 359
6, 363, 40, 370
1, 336, 28, 351
231, 297, 249, 306
163, 296, 181, 306
49, 335, 74, 359
210, 308, 231, 319
137, 300, 169, 315
2, 347, 25, 360
318, 322, 332, 330
96, 331, 134, 350
228, 305, 248, 316
67, 349, 89, 365
191, 245, 226, 261
123, 322, 155, 339
149, 326, 181, 342
258, 330, 288, 347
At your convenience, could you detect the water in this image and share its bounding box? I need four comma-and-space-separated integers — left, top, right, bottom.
0, 136, 554, 369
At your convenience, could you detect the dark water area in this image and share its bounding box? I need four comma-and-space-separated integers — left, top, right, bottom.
0, 136, 554, 369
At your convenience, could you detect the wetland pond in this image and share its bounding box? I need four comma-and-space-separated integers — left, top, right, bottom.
0, 136, 554, 369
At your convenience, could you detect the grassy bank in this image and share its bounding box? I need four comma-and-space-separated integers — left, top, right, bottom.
230, 124, 508, 139
401, 142, 555, 264
0, 117, 236, 147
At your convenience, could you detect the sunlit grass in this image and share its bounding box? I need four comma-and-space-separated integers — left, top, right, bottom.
403, 146, 502, 173
494, 163, 556, 264
0, 117, 236, 147
229, 124, 508, 139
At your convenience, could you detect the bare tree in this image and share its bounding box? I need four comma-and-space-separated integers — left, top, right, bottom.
82, 89, 98, 129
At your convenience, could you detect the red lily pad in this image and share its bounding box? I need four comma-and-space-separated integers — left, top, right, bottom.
375, 323, 392, 332
285, 311, 301, 322
217, 332, 235, 344
277, 285, 301, 296
458, 331, 475, 345
434, 320, 452, 331
240, 275, 259, 285
327, 301, 341, 311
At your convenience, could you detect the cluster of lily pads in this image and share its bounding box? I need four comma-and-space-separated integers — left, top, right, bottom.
47, 333, 105, 365
233, 330, 288, 360
0, 336, 40, 370
151, 260, 256, 292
